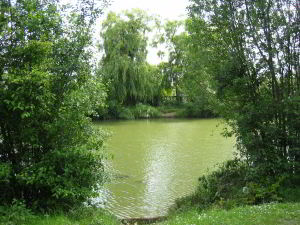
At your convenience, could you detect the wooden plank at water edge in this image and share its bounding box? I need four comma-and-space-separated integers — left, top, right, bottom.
121, 216, 167, 225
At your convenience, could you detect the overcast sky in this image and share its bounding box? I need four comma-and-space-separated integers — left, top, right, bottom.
100, 0, 190, 64
104, 0, 189, 20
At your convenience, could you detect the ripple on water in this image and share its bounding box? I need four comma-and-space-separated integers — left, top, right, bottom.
94, 119, 235, 218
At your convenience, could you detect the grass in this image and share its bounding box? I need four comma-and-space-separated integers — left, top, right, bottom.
155, 202, 300, 225
3, 202, 300, 225
156, 105, 185, 117
0, 207, 120, 225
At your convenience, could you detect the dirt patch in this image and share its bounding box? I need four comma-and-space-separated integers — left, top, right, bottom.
121, 216, 167, 225
161, 112, 177, 118
279, 219, 300, 225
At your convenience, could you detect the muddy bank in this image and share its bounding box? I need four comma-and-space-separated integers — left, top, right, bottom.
121, 216, 167, 225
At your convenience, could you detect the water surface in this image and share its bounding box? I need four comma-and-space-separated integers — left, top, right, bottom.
94, 119, 235, 218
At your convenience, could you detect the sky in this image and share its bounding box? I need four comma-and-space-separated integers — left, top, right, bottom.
100, 0, 190, 64
104, 0, 189, 20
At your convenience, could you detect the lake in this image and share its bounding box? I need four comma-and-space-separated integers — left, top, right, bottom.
94, 118, 235, 218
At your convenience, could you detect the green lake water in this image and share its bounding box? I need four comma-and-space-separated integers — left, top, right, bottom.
94, 119, 235, 218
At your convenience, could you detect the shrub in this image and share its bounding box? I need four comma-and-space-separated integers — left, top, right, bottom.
0, 200, 35, 225
95, 104, 109, 120
119, 108, 135, 120
132, 103, 161, 119
17, 137, 107, 211
175, 159, 300, 213
106, 100, 123, 119
0, 0, 108, 212
179, 102, 217, 118
175, 159, 248, 211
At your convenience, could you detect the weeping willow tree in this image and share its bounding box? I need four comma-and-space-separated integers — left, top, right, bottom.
98, 9, 159, 105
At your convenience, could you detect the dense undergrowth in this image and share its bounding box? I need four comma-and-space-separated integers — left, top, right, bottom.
95, 102, 161, 120
0, 203, 119, 225
95, 102, 217, 120
174, 159, 300, 212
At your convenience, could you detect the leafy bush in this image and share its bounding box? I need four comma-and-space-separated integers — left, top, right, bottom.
119, 108, 135, 120
0, 200, 35, 225
0, 0, 108, 212
132, 103, 161, 119
174, 159, 247, 211
179, 102, 217, 118
17, 138, 106, 211
175, 159, 297, 212
106, 100, 123, 119
0, 80, 108, 211
94, 103, 162, 120
0, 163, 11, 203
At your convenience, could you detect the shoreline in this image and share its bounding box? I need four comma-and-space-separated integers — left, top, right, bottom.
121, 216, 167, 225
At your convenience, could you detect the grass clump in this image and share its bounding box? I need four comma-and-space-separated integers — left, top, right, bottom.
132, 103, 161, 119
0, 204, 119, 225
96, 102, 161, 120
156, 202, 300, 225
177, 102, 217, 118
0, 200, 35, 225
118, 104, 161, 120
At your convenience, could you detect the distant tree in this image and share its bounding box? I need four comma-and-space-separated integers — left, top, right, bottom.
158, 20, 186, 102
189, 0, 300, 175
180, 18, 219, 116
157, 19, 218, 116
0, 0, 108, 211
99, 9, 160, 105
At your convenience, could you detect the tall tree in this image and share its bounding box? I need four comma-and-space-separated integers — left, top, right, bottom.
0, 0, 108, 210
159, 20, 186, 102
189, 0, 300, 175
99, 9, 158, 105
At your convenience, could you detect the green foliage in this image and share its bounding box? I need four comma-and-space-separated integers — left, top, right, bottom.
175, 159, 249, 211
105, 100, 123, 119
179, 102, 217, 118
97, 103, 161, 120
157, 18, 219, 113
0, 0, 108, 211
175, 159, 300, 213
99, 10, 162, 106
66, 206, 119, 225
188, 0, 300, 176
119, 108, 135, 120
132, 103, 161, 119
157, 203, 300, 225
0, 205, 119, 225
158, 21, 186, 102
0, 200, 35, 225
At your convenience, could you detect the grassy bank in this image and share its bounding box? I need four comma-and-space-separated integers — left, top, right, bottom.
156, 202, 300, 225
3, 202, 300, 225
0, 206, 119, 225
95, 103, 217, 120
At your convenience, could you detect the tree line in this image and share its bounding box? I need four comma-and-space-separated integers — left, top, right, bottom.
188, 0, 300, 177
97, 9, 217, 119
0, 0, 299, 214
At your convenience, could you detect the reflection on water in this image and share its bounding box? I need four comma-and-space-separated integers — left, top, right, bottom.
94, 119, 235, 218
